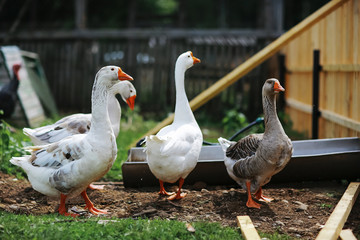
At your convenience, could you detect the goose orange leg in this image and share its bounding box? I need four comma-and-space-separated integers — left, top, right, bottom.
158, 180, 172, 196
81, 191, 108, 215
245, 181, 261, 209
58, 193, 78, 217
88, 183, 105, 190
254, 187, 274, 202
168, 178, 187, 201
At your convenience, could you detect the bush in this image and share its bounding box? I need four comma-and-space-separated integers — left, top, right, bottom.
0, 119, 28, 178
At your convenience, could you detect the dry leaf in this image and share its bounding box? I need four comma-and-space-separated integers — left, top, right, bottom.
186, 223, 195, 233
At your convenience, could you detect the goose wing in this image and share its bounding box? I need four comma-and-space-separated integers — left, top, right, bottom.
24, 114, 91, 145
226, 133, 263, 159
147, 124, 202, 157
28, 134, 88, 169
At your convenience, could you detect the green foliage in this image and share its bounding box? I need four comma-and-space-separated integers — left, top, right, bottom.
0, 212, 243, 240
222, 110, 248, 135
0, 119, 29, 179
221, 109, 306, 141
221, 110, 265, 140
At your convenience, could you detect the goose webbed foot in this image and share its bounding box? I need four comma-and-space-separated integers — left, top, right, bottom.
58, 193, 79, 217
81, 191, 108, 215
167, 177, 187, 201
158, 180, 173, 196
168, 192, 187, 200
254, 187, 274, 203
88, 183, 105, 190
245, 181, 261, 209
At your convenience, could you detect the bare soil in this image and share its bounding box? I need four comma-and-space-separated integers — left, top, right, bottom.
0, 172, 359, 239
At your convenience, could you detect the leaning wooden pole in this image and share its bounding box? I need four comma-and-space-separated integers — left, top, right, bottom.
130, 0, 349, 147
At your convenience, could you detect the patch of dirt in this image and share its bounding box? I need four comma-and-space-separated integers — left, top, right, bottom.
0, 172, 359, 239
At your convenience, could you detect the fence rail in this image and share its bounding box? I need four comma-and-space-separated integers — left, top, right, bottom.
1, 29, 275, 121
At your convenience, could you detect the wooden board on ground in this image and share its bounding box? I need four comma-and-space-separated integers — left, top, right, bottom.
340, 229, 357, 240
0, 46, 45, 127
236, 215, 261, 240
315, 182, 360, 240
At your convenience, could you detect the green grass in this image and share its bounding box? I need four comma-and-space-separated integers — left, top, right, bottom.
0, 110, 302, 240
0, 211, 243, 240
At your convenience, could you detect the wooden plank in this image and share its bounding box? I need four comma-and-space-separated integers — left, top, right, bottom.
286, 98, 360, 132
321, 109, 360, 132
236, 216, 261, 240
130, 0, 349, 147
316, 182, 360, 240
286, 64, 360, 73
340, 229, 357, 240
322, 64, 360, 72
286, 98, 312, 114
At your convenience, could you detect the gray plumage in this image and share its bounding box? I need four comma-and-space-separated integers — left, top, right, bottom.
218, 78, 293, 208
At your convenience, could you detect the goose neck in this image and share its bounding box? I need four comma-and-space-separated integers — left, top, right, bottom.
173, 64, 195, 123
88, 81, 112, 136
107, 94, 121, 136
263, 94, 282, 133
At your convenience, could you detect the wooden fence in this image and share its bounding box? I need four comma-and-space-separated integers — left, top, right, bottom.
2, 30, 275, 121
281, 0, 360, 138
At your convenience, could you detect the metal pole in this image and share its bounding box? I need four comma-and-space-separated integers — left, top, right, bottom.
312, 50, 322, 139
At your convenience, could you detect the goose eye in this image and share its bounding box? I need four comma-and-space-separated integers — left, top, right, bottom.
111, 68, 114, 71
188, 55, 190, 58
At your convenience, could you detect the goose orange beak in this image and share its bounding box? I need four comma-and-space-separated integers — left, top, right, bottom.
190, 52, 201, 64
118, 68, 134, 81
274, 81, 285, 92
126, 95, 136, 110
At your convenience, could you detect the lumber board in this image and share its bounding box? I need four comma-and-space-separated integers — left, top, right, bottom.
130, 0, 349, 147
286, 64, 360, 73
315, 182, 360, 240
236, 216, 261, 240
286, 98, 360, 132
340, 229, 357, 240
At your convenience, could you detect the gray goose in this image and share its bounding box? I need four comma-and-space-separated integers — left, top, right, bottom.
218, 78, 293, 209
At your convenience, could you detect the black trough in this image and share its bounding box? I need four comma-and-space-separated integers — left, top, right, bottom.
122, 137, 360, 188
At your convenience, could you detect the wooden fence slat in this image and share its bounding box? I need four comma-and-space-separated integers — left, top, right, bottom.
316, 182, 360, 240
286, 64, 360, 73
130, 0, 349, 146
286, 98, 360, 132
340, 229, 358, 240
236, 216, 261, 240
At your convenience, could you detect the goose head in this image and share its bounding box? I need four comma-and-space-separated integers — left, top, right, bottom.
95, 65, 133, 88
110, 80, 137, 110
12, 63, 21, 80
176, 51, 201, 71
263, 78, 285, 96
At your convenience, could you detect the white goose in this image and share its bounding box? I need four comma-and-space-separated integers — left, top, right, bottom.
10, 66, 133, 216
145, 51, 202, 200
218, 78, 293, 209
23, 81, 136, 145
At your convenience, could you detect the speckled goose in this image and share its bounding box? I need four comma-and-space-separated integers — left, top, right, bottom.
10, 66, 133, 216
218, 78, 293, 209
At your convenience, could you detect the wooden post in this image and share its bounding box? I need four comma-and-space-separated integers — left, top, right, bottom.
75, 0, 87, 30
236, 216, 261, 240
315, 182, 360, 240
130, 0, 349, 147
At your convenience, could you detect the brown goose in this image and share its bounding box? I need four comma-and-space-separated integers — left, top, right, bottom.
218, 78, 293, 209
